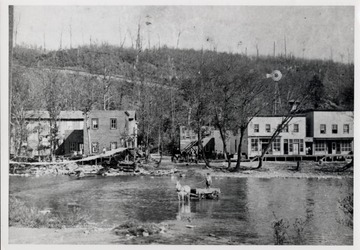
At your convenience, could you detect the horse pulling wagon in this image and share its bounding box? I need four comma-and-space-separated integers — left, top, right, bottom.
190, 187, 221, 200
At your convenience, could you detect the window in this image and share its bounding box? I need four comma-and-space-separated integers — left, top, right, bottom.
293, 124, 299, 133
272, 137, 281, 152
254, 124, 259, 133
320, 124, 326, 134
251, 139, 258, 151
110, 142, 117, 150
70, 142, 77, 151
91, 142, 99, 153
265, 124, 271, 133
281, 124, 289, 133
92, 118, 99, 129
343, 124, 350, 134
289, 139, 293, 152
315, 141, 326, 151
332, 124, 338, 134
110, 118, 117, 129
300, 139, 304, 152
341, 141, 352, 152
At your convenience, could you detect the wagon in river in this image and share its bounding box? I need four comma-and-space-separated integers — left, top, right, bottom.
190, 187, 221, 200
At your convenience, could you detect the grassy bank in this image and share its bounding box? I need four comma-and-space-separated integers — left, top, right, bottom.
9, 196, 89, 229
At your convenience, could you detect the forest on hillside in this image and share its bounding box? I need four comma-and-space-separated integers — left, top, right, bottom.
10, 43, 354, 159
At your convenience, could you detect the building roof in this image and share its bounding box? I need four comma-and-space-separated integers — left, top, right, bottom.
253, 114, 307, 118
301, 109, 354, 113
24, 110, 137, 120
24, 110, 84, 120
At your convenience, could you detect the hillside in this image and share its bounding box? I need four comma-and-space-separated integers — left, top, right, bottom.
11, 44, 354, 152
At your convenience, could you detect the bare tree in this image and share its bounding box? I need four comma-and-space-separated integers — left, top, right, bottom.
230, 73, 270, 171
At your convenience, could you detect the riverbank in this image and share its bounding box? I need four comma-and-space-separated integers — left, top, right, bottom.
174, 160, 353, 179
9, 157, 353, 179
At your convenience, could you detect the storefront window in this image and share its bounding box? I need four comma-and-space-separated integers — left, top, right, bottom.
341, 141, 352, 152
251, 138, 258, 151
315, 141, 326, 151
272, 137, 280, 151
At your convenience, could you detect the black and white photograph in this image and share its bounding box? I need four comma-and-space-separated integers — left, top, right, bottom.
1, 1, 357, 247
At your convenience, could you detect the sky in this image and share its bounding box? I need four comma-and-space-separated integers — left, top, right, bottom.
13, 5, 354, 62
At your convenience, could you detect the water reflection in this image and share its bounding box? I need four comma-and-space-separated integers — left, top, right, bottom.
176, 201, 191, 221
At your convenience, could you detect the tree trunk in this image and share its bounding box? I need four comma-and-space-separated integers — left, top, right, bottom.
336, 159, 353, 172
232, 127, 245, 171
85, 113, 91, 155
156, 123, 163, 167
197, 124, 211, 168
256, 144, 270, 169
218, 127, 231, 168
257, 157, 263, 169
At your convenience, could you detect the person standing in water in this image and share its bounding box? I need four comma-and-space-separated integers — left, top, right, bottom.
205, 173, 212, 188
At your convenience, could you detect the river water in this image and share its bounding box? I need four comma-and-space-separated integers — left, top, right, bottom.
9, 174, 353, 245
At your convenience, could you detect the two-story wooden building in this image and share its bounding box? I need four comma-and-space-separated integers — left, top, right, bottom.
247, 115, 307, 158
83, 110, 137, 155
305, 110, 353, 155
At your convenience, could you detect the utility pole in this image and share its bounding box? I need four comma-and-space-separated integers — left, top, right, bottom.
330, 47, 333, 61
284, 35, 287, 58
69, 23, 72, 49
59, 30, 63, 50
176, 30, 182, 49
273, 41, 276, 57
43, 32, 46, 52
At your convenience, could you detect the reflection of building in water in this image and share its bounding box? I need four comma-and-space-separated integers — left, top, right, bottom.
176, 201, 191, 221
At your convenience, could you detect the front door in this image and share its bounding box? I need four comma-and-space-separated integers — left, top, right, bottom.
293, 143, 299, 155
332, 142, 336, 154
327, 142, 332, 154
284, 142, 288, 155
336, 142, 341, 154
